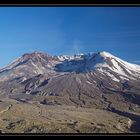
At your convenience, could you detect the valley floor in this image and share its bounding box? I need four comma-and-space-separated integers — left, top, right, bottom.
0, 98, 137, 134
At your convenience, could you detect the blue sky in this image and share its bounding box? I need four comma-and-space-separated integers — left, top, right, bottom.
0, 7, 140, 67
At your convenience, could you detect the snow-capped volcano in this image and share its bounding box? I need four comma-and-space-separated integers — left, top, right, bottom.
96, 51, 140, 80
55, 51, 140, 81
0, 51, 140, 82
0, 51, 140, 111
0, 52, 59, 81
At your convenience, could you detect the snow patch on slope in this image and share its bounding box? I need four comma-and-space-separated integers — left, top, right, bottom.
86, 81, 96, 85
119, 76, 130, 81
109, 59, 128, 77
31, 60, 43, 74
100, 51, 115, 58
100, 51, 140, 73
97, 68, 120, 82
97, 51, 140, 79
58, 54, 84, 61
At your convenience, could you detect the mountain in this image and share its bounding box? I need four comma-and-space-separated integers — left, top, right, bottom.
0, 51, 140, 113
0, 52, 59, 81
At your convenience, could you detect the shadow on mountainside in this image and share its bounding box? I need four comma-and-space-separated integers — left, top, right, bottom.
55, 59, 86, 73
109, 107, 140, 133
